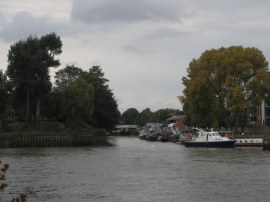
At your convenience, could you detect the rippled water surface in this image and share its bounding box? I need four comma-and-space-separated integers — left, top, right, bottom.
1, 136, 270, 202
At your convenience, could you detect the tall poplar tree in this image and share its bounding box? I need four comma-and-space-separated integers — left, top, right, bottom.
6, 33, 62, 122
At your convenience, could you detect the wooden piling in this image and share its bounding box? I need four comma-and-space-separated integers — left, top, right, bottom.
0, 136, 106, 148
263, 134, 270, 150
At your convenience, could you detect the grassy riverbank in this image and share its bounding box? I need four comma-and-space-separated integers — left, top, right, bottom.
0, 121, 107, 138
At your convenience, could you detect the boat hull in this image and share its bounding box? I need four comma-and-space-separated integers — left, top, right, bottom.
234, 138, 262, 147
184, 140, 236, 148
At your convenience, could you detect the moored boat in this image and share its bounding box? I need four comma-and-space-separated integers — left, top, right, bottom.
234, 138, 263, 147
138, 123, 164, 141
184, 128, 236, 148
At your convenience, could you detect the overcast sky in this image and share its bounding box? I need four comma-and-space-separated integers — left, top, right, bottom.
0, 0, 270, 113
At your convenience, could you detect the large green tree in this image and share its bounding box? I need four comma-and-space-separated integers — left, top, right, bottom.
6, 33, 62, 122
180, 46, 270, 130
153, 108, 183, 123
0, 70, 14, 129
54, 64, 83, 93
135, 108, 153, 126
61, 76, 94, 124
0, 70, 7, 116
121, 108, 140, 124
44, 65, 84, 121
82, 66, 120, 130
0, 70, 8, 128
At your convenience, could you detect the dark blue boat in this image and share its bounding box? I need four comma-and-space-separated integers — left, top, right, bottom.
184, 129, 236, 148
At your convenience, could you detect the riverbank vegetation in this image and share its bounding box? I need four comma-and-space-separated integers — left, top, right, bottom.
0, 33, 120, 137
0, 121, 108, 138
1, 33, 269, 136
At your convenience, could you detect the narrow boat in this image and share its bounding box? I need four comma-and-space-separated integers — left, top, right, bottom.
234, 138, 263, 147
184, 128, 235, 148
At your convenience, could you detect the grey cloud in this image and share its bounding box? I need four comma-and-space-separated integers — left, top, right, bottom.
122, 27, 197, 55
144, 27, 196, 41
184, 0, 270, 13
123, 44, 139, 53
71, 0, 187, 24
0, 11, 67, 42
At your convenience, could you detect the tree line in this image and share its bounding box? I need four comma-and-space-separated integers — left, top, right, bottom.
0, 33, 120, 131
120, 108, 183, 126
2, 34, 265, 132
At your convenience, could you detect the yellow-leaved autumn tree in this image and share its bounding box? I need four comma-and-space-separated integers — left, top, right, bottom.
180, 46, 270, 131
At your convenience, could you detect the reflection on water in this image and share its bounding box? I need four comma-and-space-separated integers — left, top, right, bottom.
1, 137, 270, 202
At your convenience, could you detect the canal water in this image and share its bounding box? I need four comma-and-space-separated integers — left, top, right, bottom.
1, 136, 270, 202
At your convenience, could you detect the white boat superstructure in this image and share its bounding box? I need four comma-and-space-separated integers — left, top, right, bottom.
192, 129, 231, 142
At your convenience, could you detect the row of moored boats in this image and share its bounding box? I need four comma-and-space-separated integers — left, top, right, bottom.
139, 124, 263, 148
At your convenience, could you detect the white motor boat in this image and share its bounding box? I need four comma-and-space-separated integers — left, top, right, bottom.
184, 128, 236, 148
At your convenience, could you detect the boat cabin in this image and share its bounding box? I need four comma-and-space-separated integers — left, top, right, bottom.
194, 130, 230, 142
